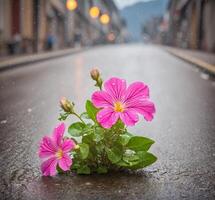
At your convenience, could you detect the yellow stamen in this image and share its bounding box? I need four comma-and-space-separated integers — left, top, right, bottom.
114, 101, 125, 112
56, 149, 63, 159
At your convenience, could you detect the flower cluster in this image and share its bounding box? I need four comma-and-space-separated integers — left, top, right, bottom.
38, 69, 157, 176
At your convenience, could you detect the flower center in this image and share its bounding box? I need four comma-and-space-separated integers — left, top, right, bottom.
56, 149, 63, 159
114, 101, 125, 112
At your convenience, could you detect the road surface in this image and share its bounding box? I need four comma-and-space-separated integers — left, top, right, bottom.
0, 44, 215, 200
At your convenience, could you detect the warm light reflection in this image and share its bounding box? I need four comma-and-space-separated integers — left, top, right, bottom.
89, 6, 100, 18
66, 0, 78, 11
100, 14, 110, 25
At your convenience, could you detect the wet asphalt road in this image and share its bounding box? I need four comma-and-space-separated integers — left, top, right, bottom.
0, 44, 215, 200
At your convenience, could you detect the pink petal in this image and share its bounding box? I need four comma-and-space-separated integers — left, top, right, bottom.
62, 139, 76, 152
52, 123, 65, 147
41, 157, 58, 176
58, 154, 72, 171
92, 91, 113, 108
39, 136, 56, 158
97, 108, 119, 128
124, 82, 149, 103
104, 77, 126, 101
120, 110, 139, 126
128, 100, 155, 121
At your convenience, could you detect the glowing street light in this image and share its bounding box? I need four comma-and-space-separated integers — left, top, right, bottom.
100, 14, 110, 25
66, 0, 78, 11
89, 6, 100, 18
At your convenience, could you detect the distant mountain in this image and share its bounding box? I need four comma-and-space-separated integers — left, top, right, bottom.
120, 0, 169, 41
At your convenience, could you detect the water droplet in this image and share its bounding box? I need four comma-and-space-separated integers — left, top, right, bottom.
27, 108, 32, 113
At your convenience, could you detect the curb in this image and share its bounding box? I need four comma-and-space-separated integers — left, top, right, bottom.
0, 47, 83, 71
164, 47, 215, 75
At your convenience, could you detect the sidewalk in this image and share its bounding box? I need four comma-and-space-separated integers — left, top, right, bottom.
164, 46, 215, 75
0, 47, 83, 71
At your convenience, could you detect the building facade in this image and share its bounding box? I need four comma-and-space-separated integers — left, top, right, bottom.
0, 0, 125, 56
166, 0, 215, 52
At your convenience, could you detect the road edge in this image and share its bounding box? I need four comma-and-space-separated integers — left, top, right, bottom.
164, 47, 215, 75
0, 47, 85, 72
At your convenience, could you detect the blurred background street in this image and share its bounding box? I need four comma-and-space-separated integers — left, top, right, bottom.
0, 0, 215, 56
0, 0, 215, 200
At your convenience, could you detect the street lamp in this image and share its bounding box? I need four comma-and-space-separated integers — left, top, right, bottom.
66, 0, 78, 11
100, 14, 110, 25
89, 6, 100, 19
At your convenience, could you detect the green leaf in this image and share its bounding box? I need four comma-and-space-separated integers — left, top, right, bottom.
117, 151, 157, 169
68, 122, 85, 137
79, 143, 89, 159
82, 124, 94, 135
116, 151, 139, 167
116, 160, 130, 167
123, 153, 140, 163
82, 133, 94, 144
94, 133, 103, 142
125, 132, 133, 137
127, 136, 155, 151
71, 162, 80, 170
130, 151, 157, 169
77, 165, 91, 174
97, 166, 108, 174
85, 100, 99, 122
106, 147, 123, 164
95, 143, 105, 153
58, 113, 69, 121
94, 127, 104, 142
118, 134, 131, 146
80, 112, 90, 119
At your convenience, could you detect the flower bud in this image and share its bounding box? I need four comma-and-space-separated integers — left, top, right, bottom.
90, 68, 100, 81
60, 97, 74, 113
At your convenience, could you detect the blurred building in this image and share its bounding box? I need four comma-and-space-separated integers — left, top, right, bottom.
0, 0, 126, 56
142, 0, 215, 53
166, 0, 215, 52
142, 16, 163, 43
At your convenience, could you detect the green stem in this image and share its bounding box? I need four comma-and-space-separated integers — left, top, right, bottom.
73, 113, 86, 125
96, 78, 102, 90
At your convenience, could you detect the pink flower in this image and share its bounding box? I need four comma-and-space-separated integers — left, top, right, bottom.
92, 77, 155, 128
38, 123, 76, 176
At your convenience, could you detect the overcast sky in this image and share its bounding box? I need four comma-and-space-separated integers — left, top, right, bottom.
114, 0, 157, 9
